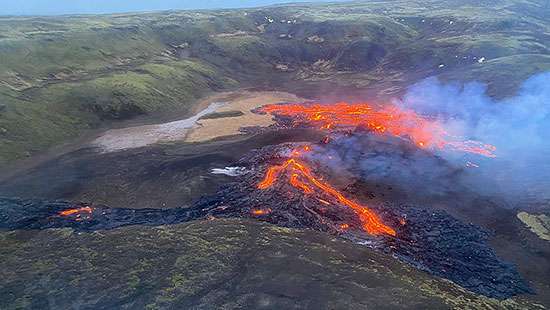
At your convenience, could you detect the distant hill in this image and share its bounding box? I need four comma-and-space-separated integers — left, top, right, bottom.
0, 0, 549, 165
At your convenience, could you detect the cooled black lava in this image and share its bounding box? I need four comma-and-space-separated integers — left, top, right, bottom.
0, 140, 532, 299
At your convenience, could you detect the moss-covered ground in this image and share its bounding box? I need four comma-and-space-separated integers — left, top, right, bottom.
0, 219, 541, 309
0, 0, 549, 165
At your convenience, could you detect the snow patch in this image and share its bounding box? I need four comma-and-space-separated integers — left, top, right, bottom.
211, 167, 247, 176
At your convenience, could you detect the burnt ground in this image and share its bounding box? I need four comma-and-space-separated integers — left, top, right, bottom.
0, 138, 537, 300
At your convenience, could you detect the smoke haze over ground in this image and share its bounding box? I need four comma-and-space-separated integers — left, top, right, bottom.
307, 72, 550, 208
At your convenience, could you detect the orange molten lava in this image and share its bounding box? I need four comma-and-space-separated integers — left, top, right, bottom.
58, 206, 93, 217
261, 102, 496, 157
251, 208, 272, 216
290, 173, 314, 194
257, 151, 396, 236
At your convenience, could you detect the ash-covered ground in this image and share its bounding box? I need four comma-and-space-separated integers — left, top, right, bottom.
0, 135, 532, 300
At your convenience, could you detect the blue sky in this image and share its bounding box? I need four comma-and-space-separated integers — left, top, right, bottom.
0, 0, 346, 16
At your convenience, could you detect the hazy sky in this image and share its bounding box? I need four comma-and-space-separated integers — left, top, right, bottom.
0, 0, 346, 16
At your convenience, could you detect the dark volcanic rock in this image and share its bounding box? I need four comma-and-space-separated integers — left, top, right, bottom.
0, 142, 533, 300
0, 197, 211, 231
385, 206, 533, 299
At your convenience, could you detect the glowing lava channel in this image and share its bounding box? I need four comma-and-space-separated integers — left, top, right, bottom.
261, 102, 496, 157
257, 146, 396, 236
58, 207, 93, 217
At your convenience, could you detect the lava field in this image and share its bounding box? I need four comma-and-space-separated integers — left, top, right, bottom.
0, 101, 537, 300
0, 138, 532, 299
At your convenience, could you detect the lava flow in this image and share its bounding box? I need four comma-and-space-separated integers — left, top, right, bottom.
58, 206, 93, 217
260, 102, 496, 157
257, 146, 396, 236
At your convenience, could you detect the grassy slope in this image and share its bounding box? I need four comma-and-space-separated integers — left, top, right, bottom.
0, 14, 243, 165
0, 219, 538, 309
0, 0, 549, 165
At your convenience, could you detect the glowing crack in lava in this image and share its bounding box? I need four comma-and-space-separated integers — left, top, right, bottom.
251, 208, 272, 216
261, 102, 496, 157
257, 146, 396, 236
58, 206, 93, 217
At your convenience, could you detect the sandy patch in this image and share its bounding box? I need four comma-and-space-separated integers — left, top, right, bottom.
91, 91, 303, 152
92, 102, 225, 152
185, 91, 302, 142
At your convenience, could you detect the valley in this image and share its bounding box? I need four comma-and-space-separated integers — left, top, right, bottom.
1, 1, 550, 309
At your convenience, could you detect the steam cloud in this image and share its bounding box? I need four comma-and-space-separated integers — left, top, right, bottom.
308, 72, 550, 207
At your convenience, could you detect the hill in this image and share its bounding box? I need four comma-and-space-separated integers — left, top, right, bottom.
0, 0, 549, 165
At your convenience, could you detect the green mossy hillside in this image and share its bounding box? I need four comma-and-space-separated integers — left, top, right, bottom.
0, 59, 235, 165
0, 219, 538, 309
1, 0, 549, 165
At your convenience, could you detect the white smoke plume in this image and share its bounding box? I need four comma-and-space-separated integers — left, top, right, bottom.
308, 72, 550, 208
402, 72, 550, 204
